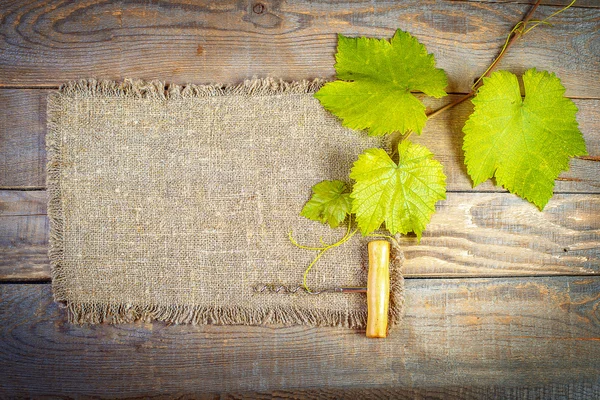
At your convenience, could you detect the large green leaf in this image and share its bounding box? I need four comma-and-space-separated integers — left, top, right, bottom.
314, 29, 448, 136
349, 141, 446, 240
300, 180, 352, 228
463, 69, 587, 210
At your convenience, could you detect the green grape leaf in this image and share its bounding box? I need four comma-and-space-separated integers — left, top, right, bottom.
349, 141, 446, 240
463, 69, 588, 210
314, 29, 448, 136
301, 180, 352, 228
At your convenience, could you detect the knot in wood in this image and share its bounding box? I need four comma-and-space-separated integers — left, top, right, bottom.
252, 3, 265, 14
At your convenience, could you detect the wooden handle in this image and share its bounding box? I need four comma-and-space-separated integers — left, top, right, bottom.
366, 240, 390, 338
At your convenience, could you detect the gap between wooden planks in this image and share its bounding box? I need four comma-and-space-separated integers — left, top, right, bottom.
0, 277, 599, 395
1, 190, 598, 281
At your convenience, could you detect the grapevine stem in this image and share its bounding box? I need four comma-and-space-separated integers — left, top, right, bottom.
301, 227, 359, 293
523, 0, 576, 34
289, 215, 359, 293
422, 0, 544, 123
294, 1, 577, 290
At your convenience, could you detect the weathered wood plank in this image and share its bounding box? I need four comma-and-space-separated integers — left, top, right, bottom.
0, 191, 49, 281
0, 246, 48, 281
2, 191, 598, 280
402, 193, 600, 277
4, 385, 597, 400
461, 0, 600, 7
1, 277, 598, 396
0, 190, 47, 216
0, 219, 48, 281
0, 89, 47, 189
218, 384, 600, 400
0, 1, 598, 97
0, 90, 598, 191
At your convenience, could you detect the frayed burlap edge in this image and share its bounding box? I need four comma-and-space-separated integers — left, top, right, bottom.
46, 78, 405, 330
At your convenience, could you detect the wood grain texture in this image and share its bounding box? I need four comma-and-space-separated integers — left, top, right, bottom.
217, 384, 600, 400
0, 2, 598, 397
2, 191, 598, 281
0, 191, 48, 281
0, 89, 47, 189
462, 0, 600, 7
0, 1, 598, 97
0, 90, 598, 191
1, 278, 599, 396
0, 190, 47, 216
4, 385, 594, 400
453, 0, 600, 8
402, 193, 600, 277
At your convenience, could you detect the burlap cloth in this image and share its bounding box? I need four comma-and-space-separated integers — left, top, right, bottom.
47, 78, 404, 328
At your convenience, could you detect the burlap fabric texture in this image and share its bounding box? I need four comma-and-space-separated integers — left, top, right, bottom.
47, 78, 404, 328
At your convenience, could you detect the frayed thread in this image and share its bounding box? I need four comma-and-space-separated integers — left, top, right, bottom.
56, 77, 327, 100
66, 302, 369, 329
63, 245, 404, 329
389, 236, 406, 327
46, 92, 67, 302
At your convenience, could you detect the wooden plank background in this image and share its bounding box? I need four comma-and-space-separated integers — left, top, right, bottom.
2, 278, 600, 396
0, 0, 599, 398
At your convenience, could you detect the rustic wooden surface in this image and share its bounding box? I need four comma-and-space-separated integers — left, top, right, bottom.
0, 1, 599, 96
2, 191, 599, 281
2, 92, 598, 191
0, 0, 599, 398
2, 278, 600, 396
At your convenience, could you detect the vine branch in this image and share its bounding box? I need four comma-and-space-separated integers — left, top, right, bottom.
293, 0, 577, 291
424, 0, 545, 123
289, 215, 359, 293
